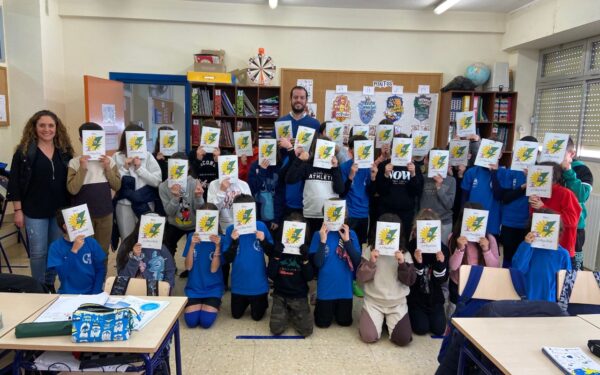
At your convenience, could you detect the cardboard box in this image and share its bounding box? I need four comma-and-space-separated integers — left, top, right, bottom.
194, 49, 226, 73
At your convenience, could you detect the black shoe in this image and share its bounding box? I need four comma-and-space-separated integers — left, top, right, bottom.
45, 283, 57, 294
179, 270, 189, 278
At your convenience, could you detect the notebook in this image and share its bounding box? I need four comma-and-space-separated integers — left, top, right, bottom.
542, 346, 600, 374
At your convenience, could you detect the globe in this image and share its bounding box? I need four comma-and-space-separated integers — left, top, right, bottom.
465, 63, 491, 87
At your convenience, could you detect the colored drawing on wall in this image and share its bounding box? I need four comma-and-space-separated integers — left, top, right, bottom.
384, 95, 404, 122
413, 94, 432, 122
358, 96, 377, 124
331, 94, 351, 122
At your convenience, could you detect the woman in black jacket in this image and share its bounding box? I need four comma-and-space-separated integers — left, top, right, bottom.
7, 110, 74, 290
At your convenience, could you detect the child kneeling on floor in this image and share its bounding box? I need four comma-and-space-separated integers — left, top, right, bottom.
182, 203, 224, 329
357, 213, 416, 346
268, 212, 314, 337
310, 199, 361, 328
47, 209, 106, 294
221, 194, 274, 321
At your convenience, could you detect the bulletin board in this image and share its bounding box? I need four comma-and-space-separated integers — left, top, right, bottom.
280, 68, 443, 140
83, 75, 125, 152
0, 66, 9, 127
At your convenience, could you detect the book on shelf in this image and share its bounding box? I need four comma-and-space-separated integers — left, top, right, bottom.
258, 123, 274, 139
192, 119, 200, 146
449, 97, 462, 123
214, 89, 222, 116
492, 123, 509, 152
236, 120, 253, 132
493, 97, 512, 122
259, 96, 279, 117
461, 95, 471, 112
192, 88, 200, 115
236, 91, 244, 117
221, 92, 236, 116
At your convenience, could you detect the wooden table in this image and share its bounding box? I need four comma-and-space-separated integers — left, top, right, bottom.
452, 316, 600, 374
578, 314, 600, 329
0, 295, 187, 375
0, 293, 57, 338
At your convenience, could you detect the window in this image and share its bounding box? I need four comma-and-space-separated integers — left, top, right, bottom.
534, 36, 600, 159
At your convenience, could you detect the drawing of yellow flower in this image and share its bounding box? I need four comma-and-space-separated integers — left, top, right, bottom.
285, 227, 303, 245
68, 211, 87, 230
357, 144, 372, 160
142, 222, 162, 238
326, 205, 344, 222
236, 208, 254, 225
203, 130, 218, 145
85, 135, 103, 151
534, 220, 556, 238
318, 145, 334, 160
516, 146, 536, 162
198, 215, 216, 232
465, 215, 485, 232
260, 142, 274, 158
419, 226, 438, 243
378, 227, 397, 246
530, 170, 549, 187
432, 154, 447, 169
451, 145, 466, 159
545, 139, 565, 154
128, 135, 144, 150
394, 143, 410, 158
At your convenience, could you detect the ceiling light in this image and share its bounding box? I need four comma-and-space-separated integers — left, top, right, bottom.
434, 0, 462, 15
269, 0, 278, 9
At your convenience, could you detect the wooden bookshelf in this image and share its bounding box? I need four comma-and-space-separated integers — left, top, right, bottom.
189, 82, 281, 151
437, 90, 518, 166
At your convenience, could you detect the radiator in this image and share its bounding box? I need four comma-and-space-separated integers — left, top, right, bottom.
584, 193, 600, 270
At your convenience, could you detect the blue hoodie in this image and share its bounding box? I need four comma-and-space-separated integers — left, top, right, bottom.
495, 168, 529, 229
248, 156, 288, 225
461, 166, 501, 235
340, 159, 371, 219
48, 237, 106, 294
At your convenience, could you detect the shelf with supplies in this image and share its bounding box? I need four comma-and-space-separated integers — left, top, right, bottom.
437, 90, 518, 166
189, 81, 281, 151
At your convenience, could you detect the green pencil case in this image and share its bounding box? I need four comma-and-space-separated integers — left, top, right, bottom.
15, 321, 72, 338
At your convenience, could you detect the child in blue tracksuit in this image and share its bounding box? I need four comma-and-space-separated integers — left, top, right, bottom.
512, 210, 572, 302
461, 165, 501, 237
182, 203, 224, 329
310, 209, 361, 328
221, 195, 274, 321
492, 136, 537, 267
47, 210, 106, 294
340, 134, 375, 247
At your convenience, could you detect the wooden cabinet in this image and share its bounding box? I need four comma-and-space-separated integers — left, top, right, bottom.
437, 90, 518, 166
189, 82, 281, 150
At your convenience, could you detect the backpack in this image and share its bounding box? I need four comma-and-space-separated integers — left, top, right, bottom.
557, 270, 600, 315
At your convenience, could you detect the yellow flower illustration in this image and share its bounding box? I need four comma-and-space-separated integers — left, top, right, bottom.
465, 215, 485, 232
285, 227, 303, 245
318, 145, 334, 160
203, 130, 218, 145
236, 208, 254, 225
419, 226, 438, 243
328, 126, 342, 140
169, 164, 186, 180
326, 205, 344, 222
357, 144, 372, 160
260, 142, 275, 158
296, 130, 311, 145
198, 215, 216, 232
378, 128, 392, 141
530, 170, 549, 187
451, 145, 466, 159
236, 135, 250, 150
128, 135, 144, 150
481, 144, 499, 159
378, 227, 398, 246
85, 135, 103, 151
432, 154, 447, 169
534, 219, 556, 238
516, 146, 536, 162
68, 211, 87, 230
142, 222, 162, 238
221, 160, 236, 175
458, 115, 473, 130
279, 125, 291, 138
414, 135, 428, 148
394, 143, 411, 158
162, 134, 176, 149
545, 139, 565, 154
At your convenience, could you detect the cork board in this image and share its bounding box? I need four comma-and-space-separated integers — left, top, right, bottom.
0, 66, 9, 127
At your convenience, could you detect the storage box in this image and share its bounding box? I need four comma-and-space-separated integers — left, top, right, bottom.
194, 49, 226, 73
187, 71, 232, 84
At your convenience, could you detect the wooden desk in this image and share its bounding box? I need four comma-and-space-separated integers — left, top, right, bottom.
452, 316, 600, 374
0, 295, 187, 375
0, 293, 57, 338
578, 314, 600, 329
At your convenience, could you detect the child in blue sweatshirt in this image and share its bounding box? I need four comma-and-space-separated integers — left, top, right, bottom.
461, 165, 501, 237
310, 202, 361, 328
512, 209, 572, 302
182, 203, 224, 329
221, 195, 274, 321
47, 210, 106, 294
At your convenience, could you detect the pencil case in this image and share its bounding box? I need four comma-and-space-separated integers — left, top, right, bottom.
71, 303, 139, 343
15, 321, 72, 338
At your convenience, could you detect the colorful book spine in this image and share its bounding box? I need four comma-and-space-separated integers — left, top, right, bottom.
214, 89, 222, 116
462, 95, 471, 111
236, 91, 244, 117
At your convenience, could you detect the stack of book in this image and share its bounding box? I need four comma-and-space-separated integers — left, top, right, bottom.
449, 96, 463, 122
217, 120, 234, 148
492, 123, 509, 151
258, 123, 274, 139
493, 97, 512, 122
259, 96, 279, 117
221, 92, 236, 116
192, 88, 213, 116
236, 120, 253, 132
236, 90, 257, 117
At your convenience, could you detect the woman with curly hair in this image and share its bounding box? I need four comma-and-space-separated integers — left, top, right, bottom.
7, 110, 74, 290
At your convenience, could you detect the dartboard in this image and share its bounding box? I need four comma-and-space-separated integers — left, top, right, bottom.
248, 52, 276, 85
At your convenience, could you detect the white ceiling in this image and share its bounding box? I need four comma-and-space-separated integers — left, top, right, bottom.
199, 0, 536, 13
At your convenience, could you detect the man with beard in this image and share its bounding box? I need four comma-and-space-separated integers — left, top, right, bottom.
273, 86, 320, 138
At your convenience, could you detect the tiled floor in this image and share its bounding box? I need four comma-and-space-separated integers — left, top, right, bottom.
1, 235, 442, 374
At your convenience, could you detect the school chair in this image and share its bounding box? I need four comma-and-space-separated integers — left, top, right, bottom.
458, 265, 524, 301
557, 270, 600, 315
104, 276, 171, 297
0, 176, 30, 274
